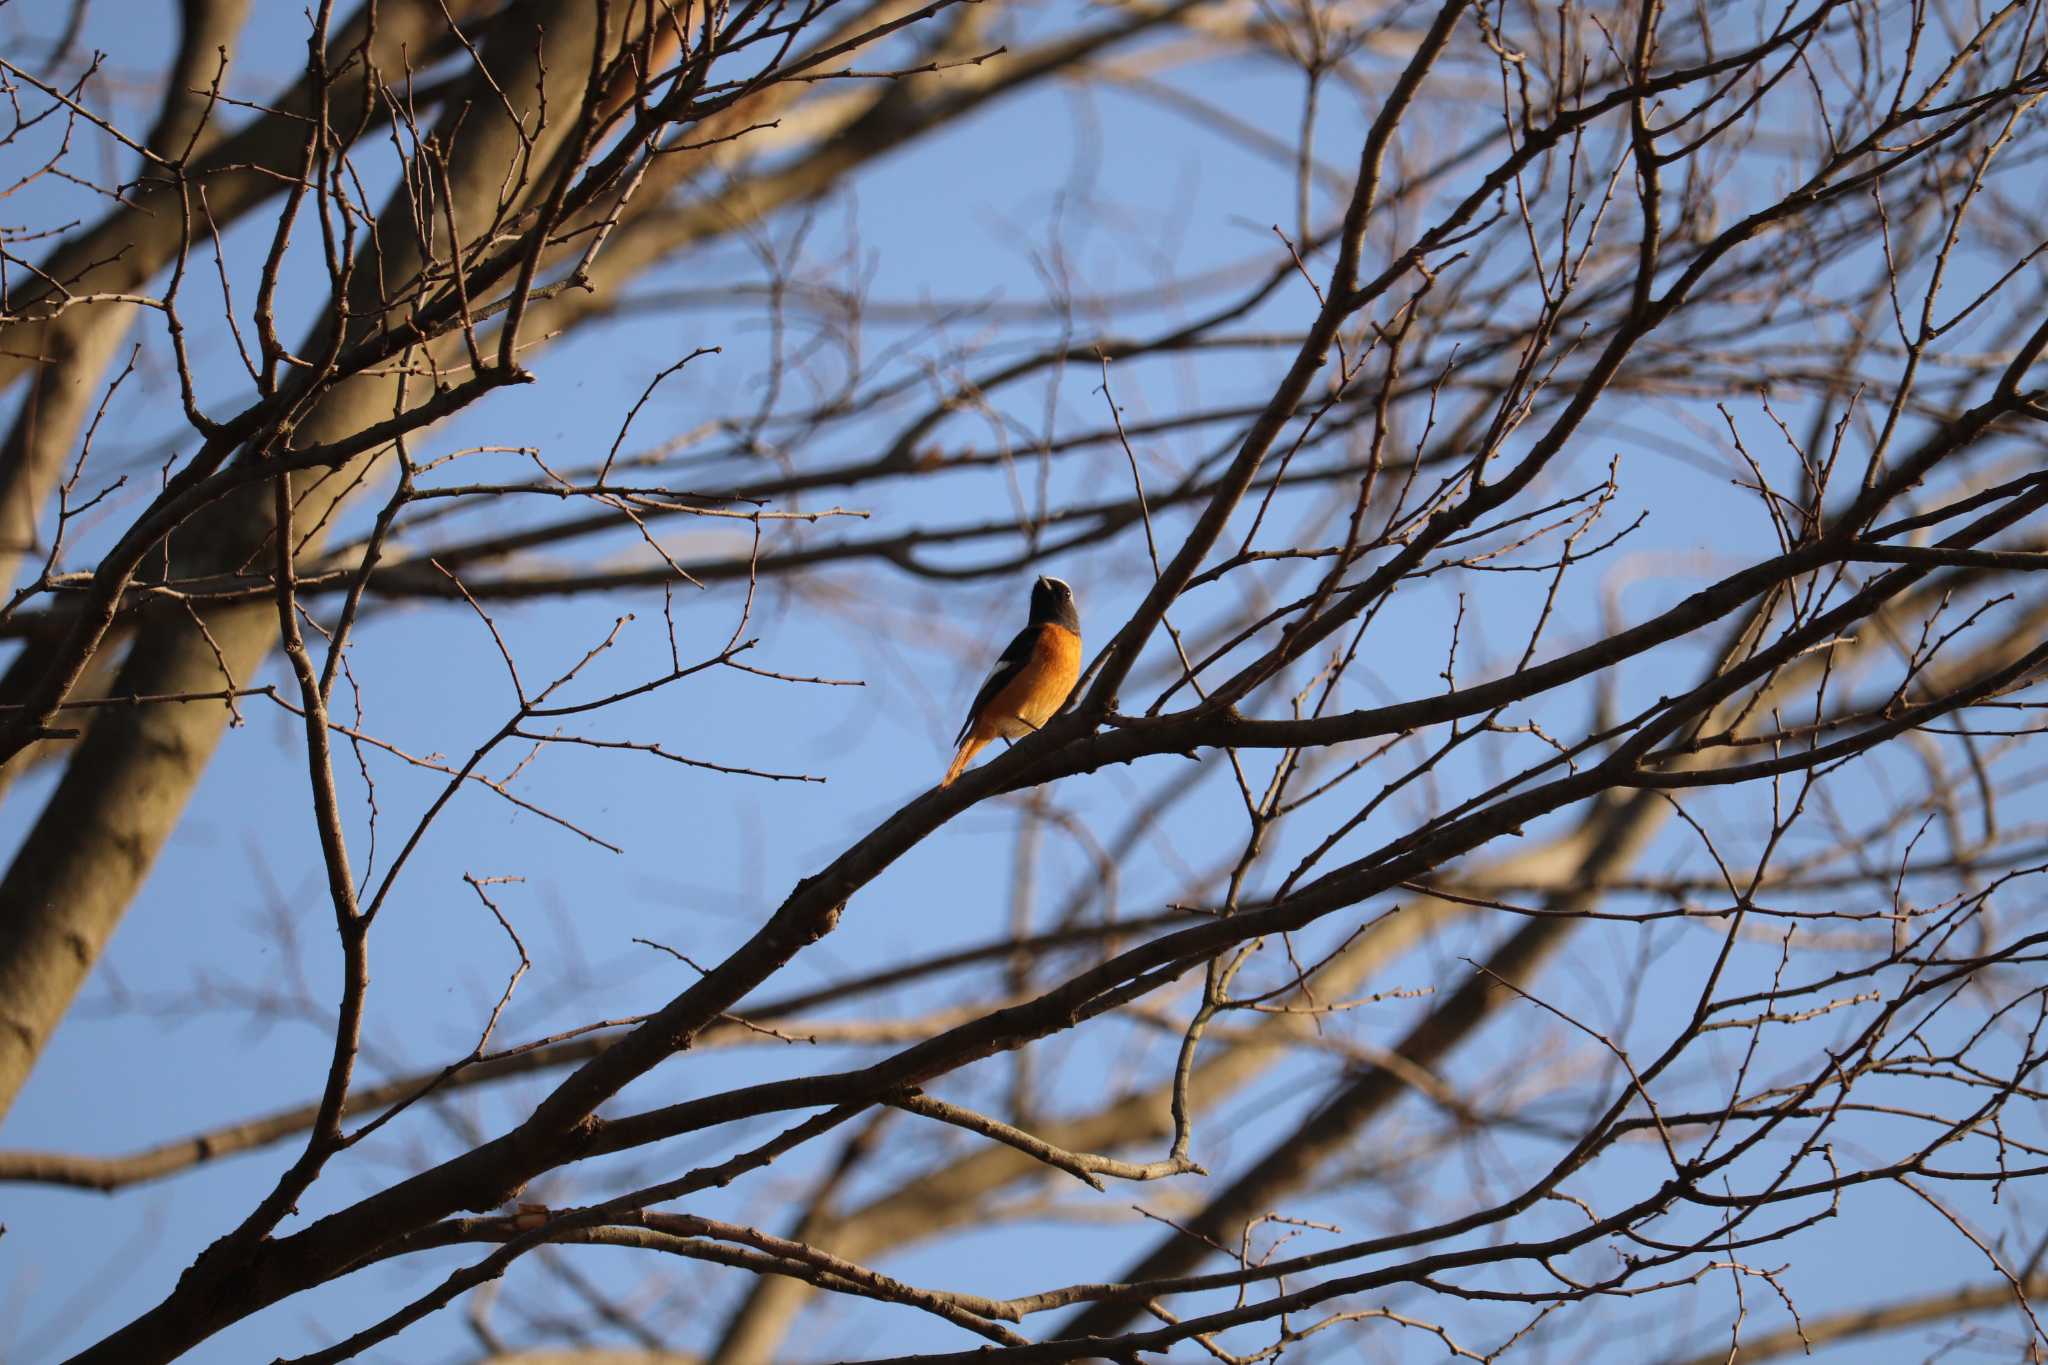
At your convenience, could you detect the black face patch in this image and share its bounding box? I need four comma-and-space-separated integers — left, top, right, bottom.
1030, 576, 1080, 633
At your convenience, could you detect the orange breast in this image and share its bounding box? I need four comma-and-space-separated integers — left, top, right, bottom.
980, 624, 1082, 738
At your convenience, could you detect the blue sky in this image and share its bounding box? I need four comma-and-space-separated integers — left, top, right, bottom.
4, 0, 2043, 1361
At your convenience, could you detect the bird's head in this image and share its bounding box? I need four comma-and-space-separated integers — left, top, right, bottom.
1030, 575, 1079, 631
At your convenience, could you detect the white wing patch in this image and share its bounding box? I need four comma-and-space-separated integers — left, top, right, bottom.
955, 625, 1040, 745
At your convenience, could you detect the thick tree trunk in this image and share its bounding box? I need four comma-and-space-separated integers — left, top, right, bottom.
0, 0, 612, 1124
0, 0, 485, 589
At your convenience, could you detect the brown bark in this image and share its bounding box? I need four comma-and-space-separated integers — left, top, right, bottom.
0, 0, 615, 1122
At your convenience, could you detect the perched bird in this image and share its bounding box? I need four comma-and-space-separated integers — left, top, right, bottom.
941, 576, 1082, 788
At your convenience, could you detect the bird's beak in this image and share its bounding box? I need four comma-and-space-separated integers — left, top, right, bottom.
1036, 575, 1052, 590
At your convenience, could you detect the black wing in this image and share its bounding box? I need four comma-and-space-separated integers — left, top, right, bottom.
955, 624, 1040, 745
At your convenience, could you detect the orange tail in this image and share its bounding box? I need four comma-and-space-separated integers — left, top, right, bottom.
941, 735, 989, 788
